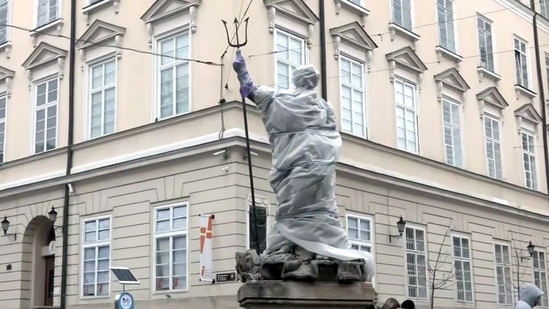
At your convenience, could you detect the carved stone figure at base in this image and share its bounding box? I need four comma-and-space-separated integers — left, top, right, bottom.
232, 49, 375, 283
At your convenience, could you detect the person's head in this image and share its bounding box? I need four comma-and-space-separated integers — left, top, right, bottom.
381, 297, 400, 309
292, 65, 319, 90
401, 299, 415, 309
520, 283, 544, 306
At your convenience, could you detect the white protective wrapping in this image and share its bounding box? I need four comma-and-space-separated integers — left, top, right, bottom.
248, 65, 376, 280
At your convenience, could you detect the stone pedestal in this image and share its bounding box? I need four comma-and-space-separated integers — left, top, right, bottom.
237, 280, 376, 309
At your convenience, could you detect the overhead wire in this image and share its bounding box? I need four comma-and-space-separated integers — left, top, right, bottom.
3, 23, 223, 66
257, 41, 549, 88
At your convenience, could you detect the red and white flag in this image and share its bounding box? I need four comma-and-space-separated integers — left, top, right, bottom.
199, 214, 214, 282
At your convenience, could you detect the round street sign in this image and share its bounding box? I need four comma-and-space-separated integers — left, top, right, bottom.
116, 292, 135, 309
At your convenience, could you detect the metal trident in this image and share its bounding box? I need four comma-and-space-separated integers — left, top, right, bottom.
221, 17, 261, 255
222, 17, 250, 48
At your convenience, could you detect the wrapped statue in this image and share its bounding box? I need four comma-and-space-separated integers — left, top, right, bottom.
233, 49, 375, 283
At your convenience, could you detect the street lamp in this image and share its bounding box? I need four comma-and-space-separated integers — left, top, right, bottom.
389, 216, 406, 243
521, 241, 536, 261
48, 207, 63, 234
1, 216, 17, 240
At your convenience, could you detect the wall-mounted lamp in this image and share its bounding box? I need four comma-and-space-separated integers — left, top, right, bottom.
1, 216, 17, 241
520, 241, 536, 261
213, 148, 229, 160
389, 216, 406, 243
48, 207, 63, 234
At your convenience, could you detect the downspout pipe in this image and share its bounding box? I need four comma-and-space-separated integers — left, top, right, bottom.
530, 0, 549, 194
60, 0, 77, 307
319, 0, 327, 100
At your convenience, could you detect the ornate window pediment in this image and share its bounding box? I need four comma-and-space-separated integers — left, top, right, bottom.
476, 86, 508, 118
264, 0, 319, 47
77, 19, 126, 61
433, 68, 470, 102
22, 42, 67, 81
514, 103, 542, 133
329, 21, 377, 63
0, 66, 14, 98
141, 0, 201, 44
386, 46, 427, 83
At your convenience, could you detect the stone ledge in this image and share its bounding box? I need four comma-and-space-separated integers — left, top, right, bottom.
237, 280, 376, 309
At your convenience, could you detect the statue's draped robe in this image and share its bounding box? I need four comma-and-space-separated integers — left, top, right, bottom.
250, 85, 375, 279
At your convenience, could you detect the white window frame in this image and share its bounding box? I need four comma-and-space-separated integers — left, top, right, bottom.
0, 93, 6, 164
394, 77, 419, 154
274, 28, 306, 91
32, 75, 59, 154
81, 216, 112, 298
339, 55, 367, 137
391, 0, 413, 30
87, 55, 117, 139
521, 130, 538, 190
514, 36, 530, 89
494, 242, 513, 305
452, 234, 474, 302
542, 0, 549, 19
404, 225, 428, 299
347, 0, 362, 5
442, 96, 463, 168
153, 203, 189, 293
437, 0, 456, 52
246, 202, 269, 253
35, 0, 60, 28
533, 249, 549, 306
154, 28, 192, 121
0, 0, 10, 44
483, 114, 502, 180
477, 15, 495, 72
346, 215, 373, 253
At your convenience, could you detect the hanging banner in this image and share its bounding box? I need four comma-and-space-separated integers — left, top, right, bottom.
199, 214, 215, 283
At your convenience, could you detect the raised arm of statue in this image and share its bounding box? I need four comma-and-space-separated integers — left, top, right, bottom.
232, 49, 277, 109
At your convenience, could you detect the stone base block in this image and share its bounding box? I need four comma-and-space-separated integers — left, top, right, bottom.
237, 280, 376, 309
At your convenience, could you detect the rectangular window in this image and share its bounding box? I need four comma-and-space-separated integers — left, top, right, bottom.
0, 94, 5, 163
533, 250, 549, 306
483, 115, 502, 179
154, 204, 188, 291
405, 227, 427, 299
82, 217, 111, 297
477, 16, 495, 72
392, 0, 412, 30
347, 216, 372, 253
248, 204, 267, 253
442, 98, 463, 167
0, 0, 9, 44
541, 0, 549, 19
275, 30, 305, 90
33, 77, 58, 154
494, 243, 513, 305
452, 236, 473, 302
437, 0, 455, 52
89, 58, 116, 138
348, 0, 362, 5
514, 37, 529, 88
340, 56, 366, 136
157, 31, 190, 120
522, 131, 537, 190
37, 0, 59, 27
395, 78, 418, 154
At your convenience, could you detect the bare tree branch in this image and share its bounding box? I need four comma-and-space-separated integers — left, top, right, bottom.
429, 222, 456, 309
